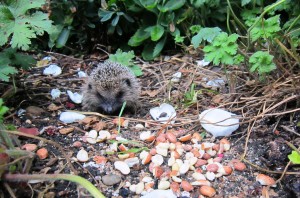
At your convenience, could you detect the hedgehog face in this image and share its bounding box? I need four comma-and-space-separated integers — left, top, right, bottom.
86, 78, 133, 114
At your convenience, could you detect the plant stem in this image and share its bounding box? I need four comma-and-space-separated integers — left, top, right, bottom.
3, 174, 106, 198
117, 101, 126, 134
286, 14, 300, 33
226, 0, 247, 32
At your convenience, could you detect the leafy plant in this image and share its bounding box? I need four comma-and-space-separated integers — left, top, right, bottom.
288, 151, 300, 164
191, 27, 222, 48
109, 49, 143, 76
249, 51, 276, 76
203, 32, 239, 65
183, 83, 200, 107
0, 99, 9, 122
0, 0, 53, 50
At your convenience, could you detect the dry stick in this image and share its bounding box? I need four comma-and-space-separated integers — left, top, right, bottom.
243, 159, 299, 175
3, 182, 17, 198
4, 130, 77, 174
276, 161, 292, 184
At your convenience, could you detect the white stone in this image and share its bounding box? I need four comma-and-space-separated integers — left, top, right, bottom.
196, 59, 210, 67
179, 163, 189, 174
43, 64, 62, 76
140, 131, 152, 141
150, 103, 176, 124
205, 171, 216, 181
142, 176, 153, 183
97, 130, 111, 142
192, 172, 206, 180
136, 182, 145, 194
59, 112, 86, 123
67, 90, 83, 104
171, 72, 182, 82
199, 108, 239, 137
135, 124, 144, 129
76, 149, 89, 162
78, 71, 87, 77
88, 130, 98, 139
114, 161, 130, 175
206, 78, 225, 87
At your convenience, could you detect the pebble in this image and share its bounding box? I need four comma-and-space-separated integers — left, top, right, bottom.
158, 180, 170, 190
76, 149, 89, 162
141, 190, 177, 198
102, 174, 121, 186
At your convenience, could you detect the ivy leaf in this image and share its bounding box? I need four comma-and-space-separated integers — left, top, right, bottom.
150, 25, 164, 41
250, 15, 281, 42
288, 151, 300, 164
203, 33, 239, 65
191, 27, 222, 48
0, 0, 53, 50
249, 51, 276, 75
128, 28, 150, 47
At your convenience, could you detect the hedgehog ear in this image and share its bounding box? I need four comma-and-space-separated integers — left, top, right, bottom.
123, 78, 131, 87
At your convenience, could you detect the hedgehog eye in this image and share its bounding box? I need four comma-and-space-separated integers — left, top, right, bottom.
123, 78, 131, 87
117, 91, 124, 98
88, 84, 92, 89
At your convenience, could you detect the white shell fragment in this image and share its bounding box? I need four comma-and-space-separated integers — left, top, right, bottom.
141, 190, 177, 198
50, 88, 61, 99
114, 161, 130, 175
196, 59, 210, 67
42, 56, 52, 61
150, 103, 176, 124
199, 108, 239, 137
59, 112, 86, 123
76, 149, 89, 162
78, 71, 87, 78
67, 90, 83, 104
43, 64, 62, 76
171, 72, 182, 82
206, 78, 225, 87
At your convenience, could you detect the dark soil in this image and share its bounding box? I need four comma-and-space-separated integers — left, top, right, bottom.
1, 53, 300, 198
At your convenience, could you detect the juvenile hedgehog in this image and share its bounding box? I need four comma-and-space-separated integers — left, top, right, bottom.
82, 61, 140, 114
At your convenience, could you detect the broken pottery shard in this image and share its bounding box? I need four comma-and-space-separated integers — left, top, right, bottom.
150, 103, 176, 124
59, 112, 86, 123
67, 90, 83, 104
43, 64, 62, 76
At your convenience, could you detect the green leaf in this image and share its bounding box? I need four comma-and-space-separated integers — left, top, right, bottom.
241, 0, 251, 6
250, 15, 281, 42
150, 25, 164, 41
158, 0, 186, 12
0, 63, 18, 82
142, 43, 156, 60
249, 51, 276, 75
100, 11, 114, 22
288, 151, 300, 164
190, 25, 202, 34
139, 0, 158, 9
111, 15, 120, 26
128, 65, 143, 77
0, 0, 53, 50
56, 27, 70, 48
153, 36, 167, 57
203, 33, 239, 65
128, 28, 150, 47
241, 8, 260, 27
233, 54, 245, 65
190, 0, 206, 8
191, 27, 222, 48
109, 49, 135, 66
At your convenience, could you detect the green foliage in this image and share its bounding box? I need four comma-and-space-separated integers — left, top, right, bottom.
109, 49, 143, 76
191, 27, 222, 48
0, 62, 18, 82
288, 151, 300, 164
0, 99, 9, 122
249, 51, 276, 75
0, 0, 53, 50
183, 83, 199, 107
250, 15, 281, 42
203, 33, 239, 65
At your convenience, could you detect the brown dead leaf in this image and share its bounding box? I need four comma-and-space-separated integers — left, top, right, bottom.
212, 94, 225, 104
93, 121, 107, 131
48, 103, 63, 111
59, 127, 74, 135
36, 59, 50, 67
93, 156, 107, 164
79, 116, 99, 125
142, 89, 160, 97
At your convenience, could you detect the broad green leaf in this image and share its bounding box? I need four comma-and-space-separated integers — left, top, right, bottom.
250, 15, 281, 42
123, 13, 134, 22
241, 9, 260, 27
142, 43, 156, 60
0, 48, 36, 70
249, 51, 276, 75
109, 49, 135, 66
158, 0, 186, 12
0, 63, 18, 82
203, 33, 239, 65
128, 28, 150, 47
139, 0, 157, 9
150, 25, 164, 41
0, 0, 53, 50
100, 11, 114, 22
192, 27, 222, 48
56, 27, 70, 48
190, 25, 202, 34
111, 15, 120, 26
128, 65, 143, 77
153, 36, 167, 57
190, 0, 206, 8
288, 151, 300, 164
241, 0, 251, 6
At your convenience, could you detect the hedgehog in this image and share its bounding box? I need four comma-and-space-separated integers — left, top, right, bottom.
81, 61, 140, 115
